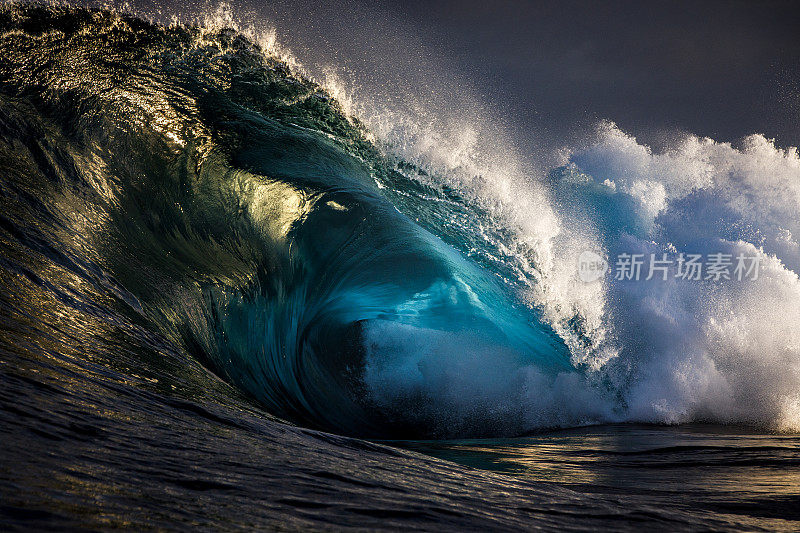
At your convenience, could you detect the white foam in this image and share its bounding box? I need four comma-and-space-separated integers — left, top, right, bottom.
566, 124, 800, 431
362, 321, 614, 437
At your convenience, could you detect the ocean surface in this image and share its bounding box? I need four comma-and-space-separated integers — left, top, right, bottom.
1, 3, 799, 530
401, 425, 800, 530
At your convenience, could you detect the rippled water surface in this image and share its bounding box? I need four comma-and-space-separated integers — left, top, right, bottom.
401, 425, 800, 530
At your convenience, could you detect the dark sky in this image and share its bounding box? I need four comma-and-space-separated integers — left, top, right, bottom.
142, 0, 800, 155
391, 0, 800, 150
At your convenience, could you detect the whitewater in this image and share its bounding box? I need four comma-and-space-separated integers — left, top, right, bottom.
1, 3, 799, 530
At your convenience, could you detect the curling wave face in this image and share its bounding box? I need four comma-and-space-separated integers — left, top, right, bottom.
1, 3, 799, 441
0, 4, 576, 438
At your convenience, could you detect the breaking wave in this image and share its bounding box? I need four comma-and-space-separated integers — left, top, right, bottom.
1, 3, 798, 439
